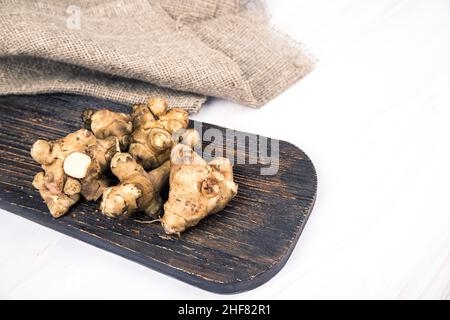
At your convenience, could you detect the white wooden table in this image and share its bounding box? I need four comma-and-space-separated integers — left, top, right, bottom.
1, 0, 449, 299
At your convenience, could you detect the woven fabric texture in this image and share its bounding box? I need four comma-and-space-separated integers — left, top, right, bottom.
0, 0, 313, 113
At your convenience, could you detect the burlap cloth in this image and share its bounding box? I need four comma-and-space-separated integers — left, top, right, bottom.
0, 0, 314, 113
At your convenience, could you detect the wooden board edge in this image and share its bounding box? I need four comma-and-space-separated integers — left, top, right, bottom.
0, 138, 318, 294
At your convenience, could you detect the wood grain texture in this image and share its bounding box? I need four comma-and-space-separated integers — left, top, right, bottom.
0, 94, 317, 294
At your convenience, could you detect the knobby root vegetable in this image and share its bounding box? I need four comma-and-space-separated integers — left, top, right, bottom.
161, 144, 238, 235
31, 104, 238, 237
100, 153, 170, 218
82, 109, 132, 150
129, 98, 199, 170
31, 129, 96, 195
31, 129, 120, 217
32, 172, 80, 218
81, 136, 121, 201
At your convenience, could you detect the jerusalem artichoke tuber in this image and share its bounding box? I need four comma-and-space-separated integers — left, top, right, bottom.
32, 172, 80, 218
31, 129, 120, 216
100, 153, 170, 218
161, 144, 238, 235
82, 108, 132, 150
30, 103, 238, 238
129, 98, 199, 170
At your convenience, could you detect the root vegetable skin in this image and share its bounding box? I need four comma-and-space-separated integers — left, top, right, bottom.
31, 129, 97, 196
100, 153, 170, 218
161, 144, 238, 235
129, 98, 193, 170
64, 177, 82, 195
83, 109, 132, 150
30, 104, 237, 237
177, 129, 201, 149
30, 129, 120, 216
81, 136, 120, 201
33, 172, 80, 218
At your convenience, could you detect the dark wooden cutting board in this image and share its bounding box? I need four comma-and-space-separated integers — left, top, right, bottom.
0, 94, 317, 294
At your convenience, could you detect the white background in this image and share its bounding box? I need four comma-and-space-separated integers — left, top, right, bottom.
1, 0, 449, 299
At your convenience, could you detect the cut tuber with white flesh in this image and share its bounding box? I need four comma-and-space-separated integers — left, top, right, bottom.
30, 129, 120, 217
161, 144, 238, 235
63, 152, 92, 179
30, 104, 238, 238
